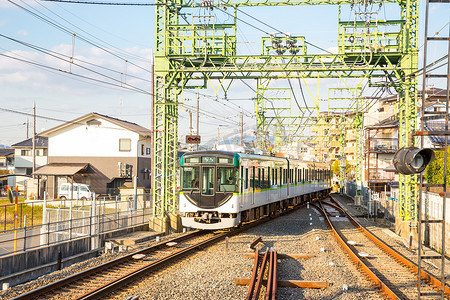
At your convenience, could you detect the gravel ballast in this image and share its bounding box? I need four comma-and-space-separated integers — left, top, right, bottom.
108, 205, 384, 300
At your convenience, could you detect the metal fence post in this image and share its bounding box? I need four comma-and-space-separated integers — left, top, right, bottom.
116, 196, 119, 229
47, 213, 50, 246
23, 215, 27, 251
40, 192, 48, 246
69, 202, 73, 241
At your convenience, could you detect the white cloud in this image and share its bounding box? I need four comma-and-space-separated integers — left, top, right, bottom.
16, 29, 28, 36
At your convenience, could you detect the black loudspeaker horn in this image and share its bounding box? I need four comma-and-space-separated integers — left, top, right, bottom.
393, 147, 435, 175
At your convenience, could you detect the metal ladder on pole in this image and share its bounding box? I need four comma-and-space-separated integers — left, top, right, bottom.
418, 0, 450, 298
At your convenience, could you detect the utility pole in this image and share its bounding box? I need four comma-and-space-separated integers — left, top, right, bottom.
189, 111, 193, 135
32, 102, 36, 177
241, 111, 244, 146
189, 110, 193, 151
196, 91, 199, 151
150, 50, 154, 192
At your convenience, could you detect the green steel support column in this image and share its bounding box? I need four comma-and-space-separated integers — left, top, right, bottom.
339, 116, 346, 190
256, 78, 271, 151
153, 0, 181, 216
354, 89, 364, 197
398, 0, 419, 221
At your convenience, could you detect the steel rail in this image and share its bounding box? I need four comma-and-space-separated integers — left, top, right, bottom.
328, 195, 450, 297
253, 249, 269, 300
16, 200, 311, 300
246, 249, 260, 300
78, 208, 302, 300
310, 201, 400, 299
265, 250, 274, 299
11, 230, 205, 300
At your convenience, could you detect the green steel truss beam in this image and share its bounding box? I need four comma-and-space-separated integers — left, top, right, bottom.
152, 0, 419, 222
180, 0, 399, 7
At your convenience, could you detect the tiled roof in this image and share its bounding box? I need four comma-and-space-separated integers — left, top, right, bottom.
39, 112, 151, 137
0, 149, 14, 157
11, 136, 48, 148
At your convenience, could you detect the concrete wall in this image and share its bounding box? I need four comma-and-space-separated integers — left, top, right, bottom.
372, 188, 450, 256
0, 224, 148, 287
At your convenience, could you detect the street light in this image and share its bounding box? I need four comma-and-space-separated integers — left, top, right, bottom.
393, 147, 435, 175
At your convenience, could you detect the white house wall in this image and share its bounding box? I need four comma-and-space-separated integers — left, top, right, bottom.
47, 119, 149, 158
14, 149, 48, 169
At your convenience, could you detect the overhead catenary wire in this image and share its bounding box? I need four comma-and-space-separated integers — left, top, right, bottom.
0, 34, 153, 85
32, 0, 153, 63
0, 53, 152, 95
8, 0, 151, 74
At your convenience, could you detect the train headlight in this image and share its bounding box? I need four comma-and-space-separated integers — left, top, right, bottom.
393, 147, 435, 175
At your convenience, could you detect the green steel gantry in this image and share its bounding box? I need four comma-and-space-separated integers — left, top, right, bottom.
152, 0, 419, 221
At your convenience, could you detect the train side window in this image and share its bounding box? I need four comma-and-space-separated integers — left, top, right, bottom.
258, 168, 261, 188
240, 166, 244, 192
268, 167, 271, 188
245, 168, 248, 189
274, 168, 277, 186
295, 168, 297, 184
252, 166, 256, 190
279, 167, 282, 185
261, 168, 267, 189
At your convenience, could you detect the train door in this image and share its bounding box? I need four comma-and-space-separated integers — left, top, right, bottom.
200, 166, 215, 207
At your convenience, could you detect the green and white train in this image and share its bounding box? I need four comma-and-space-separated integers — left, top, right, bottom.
179, 150, 331, 230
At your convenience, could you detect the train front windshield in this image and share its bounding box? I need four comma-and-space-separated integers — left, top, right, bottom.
181, 166, 238, 193
181, 166, 200, 190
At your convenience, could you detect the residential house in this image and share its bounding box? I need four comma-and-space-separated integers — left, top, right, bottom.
11, 137, 48, 192
35, 113, 151, 198
363, 88, 448, 192
0, 148, 15, 188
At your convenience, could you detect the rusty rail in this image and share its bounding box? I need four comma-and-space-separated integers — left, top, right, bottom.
328, 195, 450, 297
245, 249, 261, 300
310, 201, 400, 299
249, 236, 262, 249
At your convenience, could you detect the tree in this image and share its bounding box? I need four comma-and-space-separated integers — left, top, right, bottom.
332, 159, 340, 176
331, 159, 355, 179
425, 148, 450, 185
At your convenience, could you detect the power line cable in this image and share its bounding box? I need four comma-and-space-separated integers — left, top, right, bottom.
33, 0, 153, 63
0, 34, 153, 85
9, 0, 151, 74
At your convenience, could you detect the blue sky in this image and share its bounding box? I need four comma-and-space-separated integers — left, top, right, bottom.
0, 0, 449, 146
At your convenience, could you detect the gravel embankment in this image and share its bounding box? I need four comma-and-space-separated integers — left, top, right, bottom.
108, 206, 385, 300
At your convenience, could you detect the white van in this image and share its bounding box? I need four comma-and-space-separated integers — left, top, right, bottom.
58, 183, 93, 200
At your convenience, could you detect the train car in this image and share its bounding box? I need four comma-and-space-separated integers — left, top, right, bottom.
179, 150, 331, 230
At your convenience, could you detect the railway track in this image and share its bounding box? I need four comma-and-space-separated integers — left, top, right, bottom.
12, 201, 307, 300
314, 195, 449, 300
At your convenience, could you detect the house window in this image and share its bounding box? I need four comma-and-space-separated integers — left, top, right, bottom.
119, 139, 131, 152
146, 148, 151, 155
21, 150, 31, 156
141, 144, 145, 155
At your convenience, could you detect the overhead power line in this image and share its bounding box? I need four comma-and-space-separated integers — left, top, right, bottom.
41, 0, 160, 5
8, 0, 151, 74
